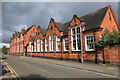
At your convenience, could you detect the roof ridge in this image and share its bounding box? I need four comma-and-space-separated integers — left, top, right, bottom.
80, 5, 109, 19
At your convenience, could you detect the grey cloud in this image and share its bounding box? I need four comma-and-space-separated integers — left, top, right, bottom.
2, 2, 118, 43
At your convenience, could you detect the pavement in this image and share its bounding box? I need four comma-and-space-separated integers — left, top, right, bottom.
3, 55, 120, 79
21, 55, 119, 76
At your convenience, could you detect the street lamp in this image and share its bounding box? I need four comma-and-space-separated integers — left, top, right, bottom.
80, 24, 85, 63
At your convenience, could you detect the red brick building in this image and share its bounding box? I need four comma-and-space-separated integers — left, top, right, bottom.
9, 5, 120, 64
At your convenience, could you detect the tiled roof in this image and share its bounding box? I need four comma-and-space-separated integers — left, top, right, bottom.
80, 5, 109, 31
54, 22, 64, 32
53, 5, 109, 34
41, 28, 47, 36
63, 22, 70, 35
25, 25, 35, 34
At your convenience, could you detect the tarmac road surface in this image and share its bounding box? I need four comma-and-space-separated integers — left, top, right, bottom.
4, 55, 119, 79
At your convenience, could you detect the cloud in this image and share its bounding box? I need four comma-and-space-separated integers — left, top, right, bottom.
2, 2, 118, 43
0, 43, 10, 48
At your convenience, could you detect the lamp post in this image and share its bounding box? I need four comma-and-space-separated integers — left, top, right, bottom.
80, 25, 84, 63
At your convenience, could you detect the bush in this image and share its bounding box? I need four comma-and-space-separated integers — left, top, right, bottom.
2, 46, 8, 54
95, 29, 120, 47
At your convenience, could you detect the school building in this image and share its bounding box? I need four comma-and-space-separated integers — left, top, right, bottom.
9, 5, 120, 64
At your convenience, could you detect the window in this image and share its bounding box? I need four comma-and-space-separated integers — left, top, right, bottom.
45, 38, 48, 52
49, 34, 54, 51
17, 45, 19, 52
27, 45, 29, 52
56, 36, 61, 51
20, 44, 21, 53
22, 44, 24, 52
29, 41, 33, 52
21, 34, 24, 41
31, 42, 34, 52
37, 39, 40, 52
85, 35, 94, 51
64, 40, 69, 51
109, 13, 111, 21
41, 40, 44, 52
71, 27, 81, 51
18, 38, 20, 42
20, 44, 23, 53
34, 41, 36, 52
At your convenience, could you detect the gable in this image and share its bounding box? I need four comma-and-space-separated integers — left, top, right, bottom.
100, 6, 119, 32
46, 18, 63, 36
80, 6, 109, 31
24, 25, 38, 46
62, 6, 110, 35
25, 25, 37, 34
69, 15, 84, 28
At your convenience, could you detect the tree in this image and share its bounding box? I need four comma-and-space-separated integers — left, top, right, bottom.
95, 29, 120, 64
2, 46, 8, 55
95, 29, 120, 47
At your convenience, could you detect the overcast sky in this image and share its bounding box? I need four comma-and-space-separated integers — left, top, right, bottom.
1, 2, 119, 44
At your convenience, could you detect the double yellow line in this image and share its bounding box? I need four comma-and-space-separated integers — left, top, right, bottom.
3, 61, 20, 80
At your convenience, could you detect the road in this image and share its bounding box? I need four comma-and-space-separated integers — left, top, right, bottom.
4, 55, 119, 78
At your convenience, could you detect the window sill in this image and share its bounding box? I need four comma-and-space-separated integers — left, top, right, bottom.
45, 51, 48, 53
56, 51, 61, 53
71, 51, 81, 53
49, 51, 54, 53
63, 51, 69, 53
85, 51, 96, 53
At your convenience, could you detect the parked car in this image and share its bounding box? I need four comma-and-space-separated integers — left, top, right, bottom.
2, 53, 7, 59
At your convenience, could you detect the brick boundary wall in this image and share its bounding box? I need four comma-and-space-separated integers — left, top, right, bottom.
24, 46, 120, 65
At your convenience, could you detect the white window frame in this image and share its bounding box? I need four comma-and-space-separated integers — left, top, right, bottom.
41, 40, 44, 52
37, 39, 40, 52
49, 34, 54, 52
85, 34, 95, 51
56, 36, 61, 51
18, 38, 20, 42
45, 38, 48, 52
71, 26, 81, 51
29, 41, 33, 52
64, 39, 69, 51
21, 34, 24, 41
27, 45, 29, 52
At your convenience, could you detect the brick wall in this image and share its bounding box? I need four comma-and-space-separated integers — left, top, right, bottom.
97, 46, 120, 64
9, 6, 120, 64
